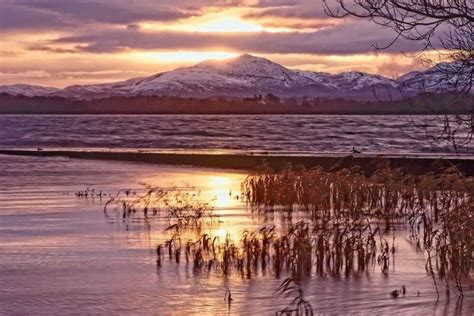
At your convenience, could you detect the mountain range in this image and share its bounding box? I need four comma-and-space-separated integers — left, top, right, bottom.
0, 54, 466, 101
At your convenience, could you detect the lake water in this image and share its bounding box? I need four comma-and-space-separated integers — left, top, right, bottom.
0, 154, 472, 315
0, 114, 472, 155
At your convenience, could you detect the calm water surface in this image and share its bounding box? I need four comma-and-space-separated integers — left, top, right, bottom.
0, 155, 472, 315
0, 114, 472, 155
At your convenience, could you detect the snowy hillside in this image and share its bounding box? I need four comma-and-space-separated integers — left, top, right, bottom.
0, 84, 59, 97
0, 54, 467, 100
399, 61, 473, 93
52, 54, 401, 100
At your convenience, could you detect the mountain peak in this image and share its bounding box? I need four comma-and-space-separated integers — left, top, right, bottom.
235, 53, 257, 60
229, 53, 281, 67
233, 53, 268, 62
194, 53, 290, 79
196, 53, 276, 68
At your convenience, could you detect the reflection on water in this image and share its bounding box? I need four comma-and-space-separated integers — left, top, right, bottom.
0, 154, 472, 314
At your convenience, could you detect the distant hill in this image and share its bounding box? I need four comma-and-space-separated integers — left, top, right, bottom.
1, 54, 470, 102
0, 84, 60, 97
0, 54, 471, 114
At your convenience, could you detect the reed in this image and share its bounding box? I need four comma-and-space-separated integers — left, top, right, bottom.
94, 164, 472, 298
157, 219, 388, 279
101, 184, 216, 230
242, 165, 473, 293
102, 184, 166, 222
75, 188, 106, 199
163, 191, 217, 231
275, 278, 313, 316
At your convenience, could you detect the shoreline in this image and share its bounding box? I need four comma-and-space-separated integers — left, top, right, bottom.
2, 111, 472, 116
2, 92, 473, 115
1, 149, 473, 176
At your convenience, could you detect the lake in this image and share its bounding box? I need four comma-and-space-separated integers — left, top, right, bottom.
0, 114, 472, 155
0, 114, 473, 314
0, 154, 472, 314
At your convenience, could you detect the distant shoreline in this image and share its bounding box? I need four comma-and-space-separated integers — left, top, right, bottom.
1, 149, 473, 176
1, 93, 472, 115
0, 112, 469, 116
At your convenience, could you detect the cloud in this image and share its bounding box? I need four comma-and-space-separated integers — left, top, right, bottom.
0, 0, 205, 32
59, 70, 142, 76
243, 0, 338, 20
0, 61, 150, 86
0, 2, 70, 30
1, 0, 423, 56
28, 45, 80, 54
0, 50, 20, 57
16, 1, 199, 24
244, 7, 329, 20
126, 24, 142, 31
259, 19, 336, 30
0, 0, 339, 32
53, 20, 425, 55
0, 70, 52, 79
375, 56, 426, 78
0, 0, 437, 86
251, 0, 299, 8
57, 69, 147, 81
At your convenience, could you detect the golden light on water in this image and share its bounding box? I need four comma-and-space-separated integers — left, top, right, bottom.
208, 175, 240, 209
191, 172, 246, 242
142, 168, 244, 210
134, 169, 249, 245
215, 227, 229, 239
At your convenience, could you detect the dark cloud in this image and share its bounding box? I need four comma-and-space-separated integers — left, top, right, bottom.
0, 3, 70, 30
0, 0, 204, 32
54, 21, 426, 55
244, 7, 330, 20
0, 50, 20, 57
0, 0, 331, 33
28, 45, 79, 54
16, 1, 198, 24
126, 24, 141, 31
244, 0, 338, 20
251, 0, 299, 8
260, 20, 335, 30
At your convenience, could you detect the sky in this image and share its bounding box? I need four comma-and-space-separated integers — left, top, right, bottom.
0, 0, 433, 87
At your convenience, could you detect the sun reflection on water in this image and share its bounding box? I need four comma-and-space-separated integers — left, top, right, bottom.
208, 175, 238, 209
130, 167, 250, 242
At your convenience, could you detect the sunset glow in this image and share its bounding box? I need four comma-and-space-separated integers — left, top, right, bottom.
135, 51, 241, 63
0, 1, 438, 86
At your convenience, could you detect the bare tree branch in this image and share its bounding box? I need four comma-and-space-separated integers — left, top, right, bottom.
324, 0, 473, 150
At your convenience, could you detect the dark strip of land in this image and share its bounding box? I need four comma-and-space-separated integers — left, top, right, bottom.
1, 93, 473, 114
1, 149, 473, 176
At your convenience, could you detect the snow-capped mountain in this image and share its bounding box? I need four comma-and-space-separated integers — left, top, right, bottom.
0, 84, 60, 97
399, 61, 473, 93
51, 54, 400, 100
0, 54, 467, 101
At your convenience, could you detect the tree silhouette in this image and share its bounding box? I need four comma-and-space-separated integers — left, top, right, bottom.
324, 0, 473, 150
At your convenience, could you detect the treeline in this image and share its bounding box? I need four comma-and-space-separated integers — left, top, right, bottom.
0, 93, 472, 114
